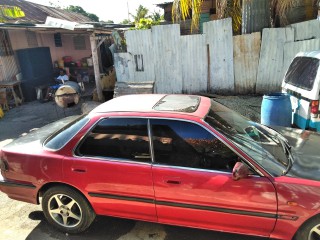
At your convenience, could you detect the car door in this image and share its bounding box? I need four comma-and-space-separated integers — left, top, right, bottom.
64, 117, 156, 222
150, 119, 277, 236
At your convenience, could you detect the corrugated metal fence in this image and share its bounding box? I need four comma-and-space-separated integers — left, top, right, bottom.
115, 19, 320, 95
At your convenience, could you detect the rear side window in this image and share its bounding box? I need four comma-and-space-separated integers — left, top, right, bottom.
44, 115, 89, 150
284, 56, 320, 91
77, 118, 151, 162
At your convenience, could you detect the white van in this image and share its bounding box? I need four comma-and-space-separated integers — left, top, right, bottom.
282, 51, 320, 131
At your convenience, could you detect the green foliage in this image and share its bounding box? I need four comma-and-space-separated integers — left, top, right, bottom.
150, 10, 164, 22
120, 19, 132, 24
0, 5, 25, 22
133, 18, 160, 30
105, 20, 114, 23
130, 5, 149, 23
66, 5, 99, 22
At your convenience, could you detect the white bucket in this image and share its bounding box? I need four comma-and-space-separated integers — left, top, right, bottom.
87, 58, 93, 66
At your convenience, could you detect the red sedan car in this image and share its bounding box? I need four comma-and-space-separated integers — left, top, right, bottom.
1, 94, 320, 240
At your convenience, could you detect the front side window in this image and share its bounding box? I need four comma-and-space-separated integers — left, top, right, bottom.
77, 118, 151, 162
205, 100, 289, 176
150, 119, 238, 171
284, 56, 320, 91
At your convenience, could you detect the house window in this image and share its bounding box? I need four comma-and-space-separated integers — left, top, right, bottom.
26, 31, 38, 47
0, 30, 13, 56
54, 33, 62, 47
73, 35, 86, 50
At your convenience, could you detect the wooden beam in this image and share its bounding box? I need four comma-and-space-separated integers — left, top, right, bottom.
90, 33, 104, 101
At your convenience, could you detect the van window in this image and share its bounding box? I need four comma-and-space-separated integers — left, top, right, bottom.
284, 56, 320, 91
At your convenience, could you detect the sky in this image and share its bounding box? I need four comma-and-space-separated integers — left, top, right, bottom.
26, 0, 165, 23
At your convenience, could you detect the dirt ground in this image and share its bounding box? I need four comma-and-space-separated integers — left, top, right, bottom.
0, 95, 267, 240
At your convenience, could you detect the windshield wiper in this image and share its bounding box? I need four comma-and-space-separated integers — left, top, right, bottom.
277, 134, 293, 176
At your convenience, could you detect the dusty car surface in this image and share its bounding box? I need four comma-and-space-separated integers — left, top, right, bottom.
1, 94, 320, 240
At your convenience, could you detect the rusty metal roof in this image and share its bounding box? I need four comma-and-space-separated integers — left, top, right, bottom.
156, 1, 173, 8
1, 0, 92, 23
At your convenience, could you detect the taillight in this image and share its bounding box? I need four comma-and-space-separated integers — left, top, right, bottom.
311, 100, 319, 114
0, 153, 8, 172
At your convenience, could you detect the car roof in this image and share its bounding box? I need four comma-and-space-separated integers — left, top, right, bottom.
296, 51, 320, 59
90, 94, 211, 118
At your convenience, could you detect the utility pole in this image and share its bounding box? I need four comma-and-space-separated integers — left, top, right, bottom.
127, 1, 130, 21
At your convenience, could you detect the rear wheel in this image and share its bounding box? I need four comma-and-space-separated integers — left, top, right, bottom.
294, 216, 320, 240
42, 186, 95, 233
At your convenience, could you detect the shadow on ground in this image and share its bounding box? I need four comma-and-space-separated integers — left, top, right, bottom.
25, 211, 269, 240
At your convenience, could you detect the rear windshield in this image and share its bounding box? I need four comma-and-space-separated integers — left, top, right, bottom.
44, 115, 89, 151
284, 56, 320, 91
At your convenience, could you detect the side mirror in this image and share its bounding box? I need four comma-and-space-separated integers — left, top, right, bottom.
232, 162, 250, 181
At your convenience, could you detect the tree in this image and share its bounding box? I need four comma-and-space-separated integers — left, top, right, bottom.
120, 19, 132, 24
172, 0, 319, 33
134, 18, 160, 30
130, 5, 149, 23
105, 20, 114, 23
172, 0, 203, 31
150, 10, 164, 22
0, 5, 25, 22
66, 5, 99, 22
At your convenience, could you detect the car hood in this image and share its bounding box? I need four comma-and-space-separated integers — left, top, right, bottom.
273, 126, 320, 181
2, 115, 80, 152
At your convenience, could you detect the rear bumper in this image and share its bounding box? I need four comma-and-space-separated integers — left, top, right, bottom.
0, 173, 38, 204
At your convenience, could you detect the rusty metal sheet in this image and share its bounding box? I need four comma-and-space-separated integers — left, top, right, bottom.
204, 18, 234, 94
256, 28, 294, 94
233, 32, 261, 94
180, 34, 208, 93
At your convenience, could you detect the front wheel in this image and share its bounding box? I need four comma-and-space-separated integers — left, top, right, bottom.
294, 216, 320, 240
42, 186, 96, 233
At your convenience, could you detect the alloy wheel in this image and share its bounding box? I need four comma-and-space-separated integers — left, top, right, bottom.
47, 193, 82, 228
308, 223, 320, 240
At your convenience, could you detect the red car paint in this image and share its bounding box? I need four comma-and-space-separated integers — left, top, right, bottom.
1, 94, 320, 240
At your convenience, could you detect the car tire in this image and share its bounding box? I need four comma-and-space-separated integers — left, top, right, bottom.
293, 216, 320, 240
42, 186, 96, 233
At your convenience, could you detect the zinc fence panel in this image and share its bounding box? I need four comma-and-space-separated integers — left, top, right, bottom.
204, 18, 234, 94
256, 28, 294, 93
283, 38, 320, 76
180, 34, 208, 93
233, 32, 261, 94
125, 29, 155, 83
152, 24, 182, 94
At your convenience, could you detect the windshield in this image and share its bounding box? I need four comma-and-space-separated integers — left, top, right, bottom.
44, 115, 89, 150
284, 56, 319, 91
204, 100, 289, 176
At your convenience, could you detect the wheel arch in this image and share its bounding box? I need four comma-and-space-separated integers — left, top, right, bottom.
293, 213, 320, 239
37, 182, 93, 210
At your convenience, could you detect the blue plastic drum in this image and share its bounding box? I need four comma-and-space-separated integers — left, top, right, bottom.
261, 93, 292, 127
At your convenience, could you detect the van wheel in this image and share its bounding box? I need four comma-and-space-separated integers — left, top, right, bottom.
42, 186, 95, 233
293, 216, 320, 240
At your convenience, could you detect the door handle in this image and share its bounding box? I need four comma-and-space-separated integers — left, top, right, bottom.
166, 180, 181, 184
72, 167, 87, 173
